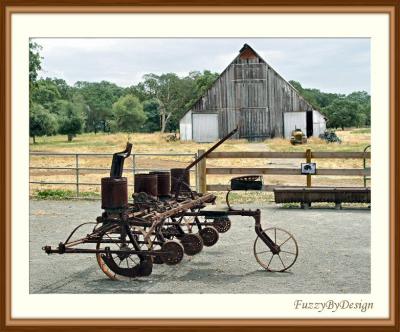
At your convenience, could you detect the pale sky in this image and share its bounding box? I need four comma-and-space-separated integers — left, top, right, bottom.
34, 38, 370, 95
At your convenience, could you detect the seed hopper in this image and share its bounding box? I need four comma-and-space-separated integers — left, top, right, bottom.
43, 128, 298, 280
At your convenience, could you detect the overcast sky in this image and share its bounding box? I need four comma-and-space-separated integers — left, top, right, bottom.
34, 38, 370, 95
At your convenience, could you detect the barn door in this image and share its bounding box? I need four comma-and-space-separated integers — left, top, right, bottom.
239, 108, 269, 141
283, 112, 307, 138
192, 113, 219, 142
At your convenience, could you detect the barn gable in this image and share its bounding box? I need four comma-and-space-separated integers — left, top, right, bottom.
180, 44, 323, 142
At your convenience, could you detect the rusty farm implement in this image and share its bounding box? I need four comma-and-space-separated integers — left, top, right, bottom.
43, 128, 298, 280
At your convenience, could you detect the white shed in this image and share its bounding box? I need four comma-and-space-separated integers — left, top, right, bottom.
180, 112, 219, 143
283, 112, 307, 138
179, 110, 192, 141
312, 110, 327, 137
283, 110, 327, 138
192, 113, 219, 142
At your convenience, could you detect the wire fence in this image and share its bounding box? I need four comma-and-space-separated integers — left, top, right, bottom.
30, 152, 198, 198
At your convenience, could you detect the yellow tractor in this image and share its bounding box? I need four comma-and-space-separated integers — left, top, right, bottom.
290, 128, 307, 145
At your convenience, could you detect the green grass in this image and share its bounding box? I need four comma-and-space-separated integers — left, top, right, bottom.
33, 189, 100, 200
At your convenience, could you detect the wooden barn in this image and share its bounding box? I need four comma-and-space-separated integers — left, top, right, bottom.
180, 44, 326, 142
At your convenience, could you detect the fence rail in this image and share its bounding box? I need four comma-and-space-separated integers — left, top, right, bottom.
30, 148, 371, 198
30, 152, 198, 198
198, 148, 371, 193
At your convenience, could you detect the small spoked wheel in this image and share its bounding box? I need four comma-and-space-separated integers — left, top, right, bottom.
199, 226, 219, 247
212, 217, 231, 233
253, 227, 298, 272
96, 227, 153, 280
180, 233, 204, 256
161, 240, 184, 265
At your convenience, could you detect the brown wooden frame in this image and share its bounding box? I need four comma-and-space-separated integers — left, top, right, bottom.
1, 1, 398, 331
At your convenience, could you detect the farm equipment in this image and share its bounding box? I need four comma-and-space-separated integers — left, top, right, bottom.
290, 128, 307, 145
43, 128, 298, 280
319, 130, 342, 143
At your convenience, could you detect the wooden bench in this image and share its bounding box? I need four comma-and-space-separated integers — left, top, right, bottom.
274, 187, 371, 209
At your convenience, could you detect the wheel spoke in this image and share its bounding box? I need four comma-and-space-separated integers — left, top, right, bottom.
279, 236, 292, 247
256, 249, 272, 255
128, 256, 137, 264
280, 250, 296, 255
254, 228, 298, 273
267, 254, 274, 269
277, 254, 286, 269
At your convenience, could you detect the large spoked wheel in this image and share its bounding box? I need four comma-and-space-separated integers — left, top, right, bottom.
96, 227, 153, 280
253, 227, 298, 272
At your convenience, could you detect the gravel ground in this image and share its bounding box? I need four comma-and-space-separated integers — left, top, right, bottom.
30, 200, 370, 294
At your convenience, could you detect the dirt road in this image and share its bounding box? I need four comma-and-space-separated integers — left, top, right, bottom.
30, 200, 370, 294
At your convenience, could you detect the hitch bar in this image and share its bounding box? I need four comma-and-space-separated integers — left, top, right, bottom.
42, 245, 168, 256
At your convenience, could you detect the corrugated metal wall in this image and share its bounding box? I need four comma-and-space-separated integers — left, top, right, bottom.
283, 112, 307, 138
179, 111, 192, 141
192, 113, 219, 142
313, 110, 327, 137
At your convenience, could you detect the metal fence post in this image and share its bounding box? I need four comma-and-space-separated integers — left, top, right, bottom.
75, 154, 80, 197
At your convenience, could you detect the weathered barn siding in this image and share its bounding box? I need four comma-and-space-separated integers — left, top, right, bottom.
180, 44, 320, 141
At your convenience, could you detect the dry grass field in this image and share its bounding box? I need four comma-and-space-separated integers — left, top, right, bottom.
30, 128, 371, 200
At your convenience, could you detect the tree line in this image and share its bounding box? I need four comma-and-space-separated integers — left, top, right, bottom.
289, 81, 371, 130
29, 41, 370, 143
29, 41, 219, 142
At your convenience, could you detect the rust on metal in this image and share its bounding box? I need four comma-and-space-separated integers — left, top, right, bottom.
170, 168, 190, 194
101, 177, 128, 210
150, 171, 171, 196
43, 127, 298, 280
134, 173, 158, 197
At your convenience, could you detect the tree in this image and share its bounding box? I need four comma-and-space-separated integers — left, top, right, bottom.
142, 99, 161, 132
29, 41, 42, 88
142, 73, 188, 133
74, 81, 124, 133
57, 100, 85, 141
346, 91, 371, 126
321, 98, 363, 129
191, 70, 219, 96
31, 79, 62, 110
111, 95, 147, 132
29, 103, 57, 144
45, 78, 73, 100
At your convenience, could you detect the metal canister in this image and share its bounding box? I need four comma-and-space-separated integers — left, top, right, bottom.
101, 177, 128, 210
170, 168, 190, 194
134, 173, 158, 197
149, 171, 171, 196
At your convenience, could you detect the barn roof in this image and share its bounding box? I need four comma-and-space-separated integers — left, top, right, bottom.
180, 43, 314, 118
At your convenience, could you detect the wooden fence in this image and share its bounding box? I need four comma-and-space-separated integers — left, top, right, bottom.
196, 149, 371, 193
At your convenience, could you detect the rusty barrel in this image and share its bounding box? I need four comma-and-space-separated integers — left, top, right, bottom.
101, 177, 128, 210
170, 168, 190, 194
134, 173, 158, 197
150, 171, 171, 196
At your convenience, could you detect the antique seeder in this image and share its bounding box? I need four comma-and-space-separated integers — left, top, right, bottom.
43, 128, 298, 280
